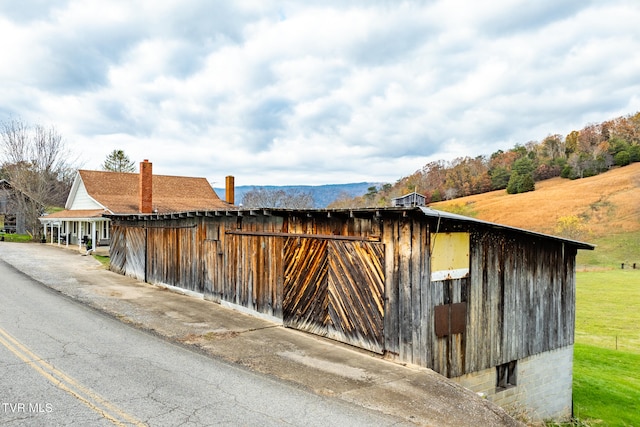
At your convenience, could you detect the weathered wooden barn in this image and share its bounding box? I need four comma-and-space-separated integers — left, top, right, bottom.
107, 206, 594, 421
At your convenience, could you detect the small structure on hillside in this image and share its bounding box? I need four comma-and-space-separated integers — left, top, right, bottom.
106, 203, 594, 422
391, 191, 426, 207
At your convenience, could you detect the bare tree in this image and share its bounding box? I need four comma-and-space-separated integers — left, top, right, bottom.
241, 187, 315, 209
0, 118, 77, 236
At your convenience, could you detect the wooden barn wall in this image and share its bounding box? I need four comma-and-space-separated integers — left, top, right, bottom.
224, 232, 283, 317
378, 218, 577, 378
109, 213, 578, 376
381, 217, 431, 368
145, 219, 204, 293
221, 215, 284, 318
464, 230, 576, 376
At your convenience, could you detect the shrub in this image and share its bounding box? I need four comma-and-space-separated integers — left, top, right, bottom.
614, 150, 631, 167
555, 215, 585, 239
506, 172, 535, 194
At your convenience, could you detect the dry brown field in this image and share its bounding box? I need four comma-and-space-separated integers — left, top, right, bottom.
432, 162, 640, 239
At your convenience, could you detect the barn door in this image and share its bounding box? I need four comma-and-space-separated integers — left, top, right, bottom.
326, 240, 385, 353
125, 227, 146, 281
283, 237, 329, 336
110, 225, 146, 281
283, 237, 385, 354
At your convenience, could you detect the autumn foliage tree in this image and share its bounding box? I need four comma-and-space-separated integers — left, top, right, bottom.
331, 111, 640, 208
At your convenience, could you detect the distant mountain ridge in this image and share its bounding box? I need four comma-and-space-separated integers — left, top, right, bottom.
215, 182, 382, 208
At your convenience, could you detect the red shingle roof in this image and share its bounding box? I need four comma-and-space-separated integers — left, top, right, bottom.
78, 170, 231, 214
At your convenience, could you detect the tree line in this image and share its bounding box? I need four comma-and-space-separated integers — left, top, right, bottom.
3, 111, 639, 236
329, 111, 640, 208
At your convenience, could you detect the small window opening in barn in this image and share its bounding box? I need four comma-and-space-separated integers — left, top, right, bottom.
496, 360, 517, 390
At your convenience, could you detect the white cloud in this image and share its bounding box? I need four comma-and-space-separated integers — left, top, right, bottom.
1, 0, 640, 186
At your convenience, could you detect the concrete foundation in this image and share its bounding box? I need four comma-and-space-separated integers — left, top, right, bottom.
453, 345, 573, 422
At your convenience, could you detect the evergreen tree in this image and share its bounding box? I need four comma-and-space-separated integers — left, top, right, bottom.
517, 173, 536, 193
102, 149, 135, 172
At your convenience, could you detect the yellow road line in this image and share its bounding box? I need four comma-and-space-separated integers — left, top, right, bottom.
0, 326, 146, 427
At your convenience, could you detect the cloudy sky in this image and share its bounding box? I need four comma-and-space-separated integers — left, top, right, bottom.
1, 1, 639, 186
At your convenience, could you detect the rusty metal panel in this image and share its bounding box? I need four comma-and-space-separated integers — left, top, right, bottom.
434, 302, 466, 338
326, 240, 385, 354
434, 304, 449, 337
450, 302, 467, 335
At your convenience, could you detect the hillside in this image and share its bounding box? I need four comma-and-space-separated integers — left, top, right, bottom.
432, 162, 640, 239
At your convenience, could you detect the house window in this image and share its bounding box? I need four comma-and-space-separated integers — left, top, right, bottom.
496, 360, 517, 390
101, 221, 110, 239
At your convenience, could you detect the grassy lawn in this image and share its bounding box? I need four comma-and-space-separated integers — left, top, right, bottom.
573, 344, 640, 426
0, 232, 36, 243
572, 235, 640, 426
92, 254, 110, 268
577, 230, 640, 270
575, 269, 640, 352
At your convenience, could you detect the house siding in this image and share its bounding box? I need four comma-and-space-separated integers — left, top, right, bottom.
69, 180, 102, 210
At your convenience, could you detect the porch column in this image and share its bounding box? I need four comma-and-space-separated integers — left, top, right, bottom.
91, 221, 97, 251
78, 221, 82, 251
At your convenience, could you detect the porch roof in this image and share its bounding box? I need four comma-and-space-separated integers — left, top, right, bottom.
40, 209, 106, 222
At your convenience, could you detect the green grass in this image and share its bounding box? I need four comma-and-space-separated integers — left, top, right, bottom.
92, 254, 110, 268
576, 269, 640, 352
572, 232, 640, 426
577, 230, 640, 269
573, 343, 640, 426
0, 232, 35, 243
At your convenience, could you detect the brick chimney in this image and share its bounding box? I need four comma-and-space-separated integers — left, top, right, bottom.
225, 175, 235, 205
139, 159, 153, 213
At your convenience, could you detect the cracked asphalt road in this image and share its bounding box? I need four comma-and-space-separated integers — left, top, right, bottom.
0, 253, 415, 426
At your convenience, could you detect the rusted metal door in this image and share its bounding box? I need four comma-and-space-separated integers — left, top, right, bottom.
283, 237, 385, 354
